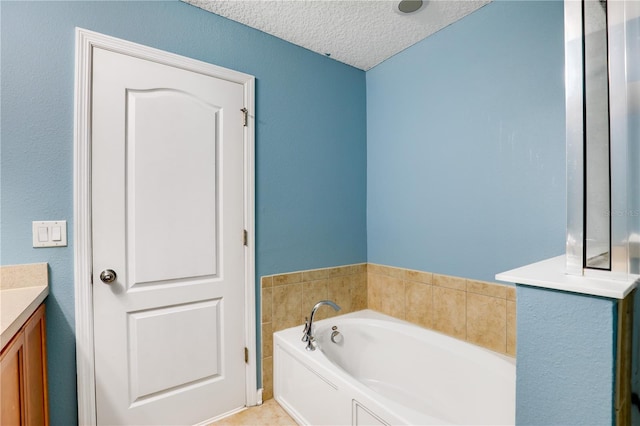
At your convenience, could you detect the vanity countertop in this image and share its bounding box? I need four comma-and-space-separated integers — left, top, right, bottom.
1, 263, 49, 351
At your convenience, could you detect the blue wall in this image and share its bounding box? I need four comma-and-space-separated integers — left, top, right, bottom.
1, 2, 366, 424
365, 3, 626, 421
3, 1, 625, 425
366, 0, 566, 283
516, 285, 617, 424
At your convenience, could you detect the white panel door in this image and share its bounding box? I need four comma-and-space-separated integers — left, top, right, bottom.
91, 47, 246, 425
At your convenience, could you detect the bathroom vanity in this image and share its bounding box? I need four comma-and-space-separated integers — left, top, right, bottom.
0, 263, 49, 425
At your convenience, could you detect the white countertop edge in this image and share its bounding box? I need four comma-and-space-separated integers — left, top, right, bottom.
496, 255, 639, 300
1, 285, 49, 350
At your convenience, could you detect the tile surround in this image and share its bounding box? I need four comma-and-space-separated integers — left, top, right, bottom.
260, 262, 516, 400
260, 263, 367, 400
432, 285, 467, 339
367, 264, 516, 355
466, 292, 507, 353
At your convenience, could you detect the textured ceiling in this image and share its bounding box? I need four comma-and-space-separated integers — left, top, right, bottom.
182, 0, 491, 70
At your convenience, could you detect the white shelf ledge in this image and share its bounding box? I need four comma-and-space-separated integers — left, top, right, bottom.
496, 255, 638, 299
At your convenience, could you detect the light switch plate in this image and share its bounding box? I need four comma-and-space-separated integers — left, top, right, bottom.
32, 220, 67, 247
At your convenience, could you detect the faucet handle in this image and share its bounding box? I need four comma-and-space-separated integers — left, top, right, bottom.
305, 335, 317, 351
301, 317, 310, 342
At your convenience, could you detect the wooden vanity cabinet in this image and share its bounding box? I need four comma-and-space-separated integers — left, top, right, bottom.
1, 332, 25, 425
0, 304, 49, 426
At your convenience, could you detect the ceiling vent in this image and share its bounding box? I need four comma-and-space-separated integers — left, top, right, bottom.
396, 0, 426, 14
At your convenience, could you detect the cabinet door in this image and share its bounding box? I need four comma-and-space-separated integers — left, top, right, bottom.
1, 332, 26, 426
24, 304, 48, 425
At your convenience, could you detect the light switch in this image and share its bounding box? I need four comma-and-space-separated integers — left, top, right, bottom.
38, 227, 49, 242
51, 226, 62, 241
32, 220, 67, 247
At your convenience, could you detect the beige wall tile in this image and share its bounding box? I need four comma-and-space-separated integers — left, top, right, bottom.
351, 273, 368, 312
262, 356, 273, 401
325, 266, 342, 277
328, 276, 352, 314
302, 280, 329, 320
262, 287, 273, 324
405, 282, 432, 329
404, 269, 432, 284
507, 300, 517, 356
432, 286, 466, 339
366, 263, 387, 276
272, 284, 303, 331
273, 272, 303, 287
368, 273, 405, 318
303, 268, 330, 282
368, 273, 381, 311
261, 276, 273, 289
506, 285, 516, 301
467, 293, 506, 353
466, 279, 508, 299
433, 274, 466, 291
328, 264, 358, 277
262, 322, 273, 359
383, 265, 405, 280
352, 264, 367, 275
368, 263, 403, 279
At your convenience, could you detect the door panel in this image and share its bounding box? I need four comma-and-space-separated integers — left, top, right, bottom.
91, 47, 245, 425
128, 299, 221, 401
127, 89, 219, 285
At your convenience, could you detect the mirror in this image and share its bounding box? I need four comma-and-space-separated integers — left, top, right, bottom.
566, 0, 640, 278
583, 0, 611, 270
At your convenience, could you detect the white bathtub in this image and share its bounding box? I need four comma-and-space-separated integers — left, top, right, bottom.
274, 309, 515, 425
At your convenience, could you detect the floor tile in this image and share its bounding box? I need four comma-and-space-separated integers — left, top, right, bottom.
210, 399, 297, 426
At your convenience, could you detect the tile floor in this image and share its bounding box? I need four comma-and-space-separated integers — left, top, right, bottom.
211, 399, 296, 426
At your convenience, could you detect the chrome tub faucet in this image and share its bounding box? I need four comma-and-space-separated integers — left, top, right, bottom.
302, 300, 341, 351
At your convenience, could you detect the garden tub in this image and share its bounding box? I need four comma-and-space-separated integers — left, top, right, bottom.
273, 309, 515, 425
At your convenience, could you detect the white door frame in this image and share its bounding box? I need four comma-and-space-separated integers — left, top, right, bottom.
73, 28, 257, 425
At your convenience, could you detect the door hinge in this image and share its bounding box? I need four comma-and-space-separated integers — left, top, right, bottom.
243, 229, 248, 246
244, 347, 249, 363
241, 108, 248, 127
